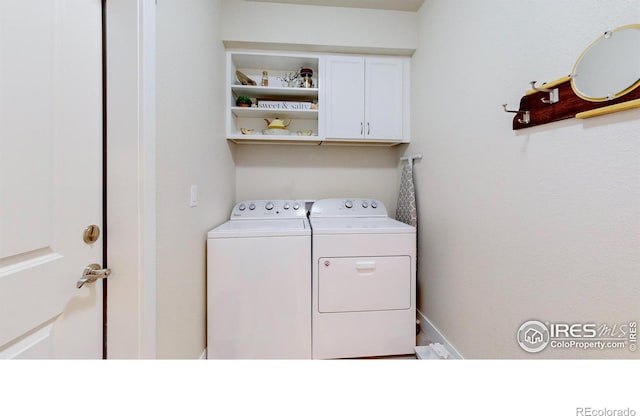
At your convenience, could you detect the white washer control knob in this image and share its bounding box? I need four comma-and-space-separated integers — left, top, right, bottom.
362, 201, 369, 208
249, 203, 256, 210
371, 201, 378, 208
345, 200, 353, 208
238, 203, 246, 211
283, 203, 290, 210
293, 203, 300, 210
265, 202, 274, 210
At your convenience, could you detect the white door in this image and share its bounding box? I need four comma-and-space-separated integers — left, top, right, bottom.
364, 57, 404, 140
0, 0, 104, 358
325, 55, 365, 139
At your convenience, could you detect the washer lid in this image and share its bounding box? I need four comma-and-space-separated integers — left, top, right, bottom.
207, 218, 310, 238
310, 217, 415, 234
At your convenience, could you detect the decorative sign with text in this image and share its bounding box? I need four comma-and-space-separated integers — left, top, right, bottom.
257, 101, 314, 110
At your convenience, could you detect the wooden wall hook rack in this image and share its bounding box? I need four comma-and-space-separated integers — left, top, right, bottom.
506, 76, 640, 130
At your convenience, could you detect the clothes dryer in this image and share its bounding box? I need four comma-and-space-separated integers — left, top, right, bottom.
309, 198, 416, 359
207, 200, 311, 359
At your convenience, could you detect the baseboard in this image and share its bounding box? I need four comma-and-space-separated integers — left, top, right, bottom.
200, 348, 207, 360
417, 309, 464, 359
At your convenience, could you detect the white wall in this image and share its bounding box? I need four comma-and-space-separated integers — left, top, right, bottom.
235, 145, 403, 212
224, 1, 414, 214
221, 0, 417, 55
409, 1, 640, 358
156, 0, 235, 358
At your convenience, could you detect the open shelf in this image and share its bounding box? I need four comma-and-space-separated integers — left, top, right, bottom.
231, 107, 318, 119
231, 85, 318, 99
227, 51, 322, 144
228, 134, 321, 145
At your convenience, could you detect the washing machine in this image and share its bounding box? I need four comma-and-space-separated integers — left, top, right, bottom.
207, 200, 311, 359
309, 198, 416, 359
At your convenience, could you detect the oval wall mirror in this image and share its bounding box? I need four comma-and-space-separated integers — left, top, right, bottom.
571, 24, 640, 102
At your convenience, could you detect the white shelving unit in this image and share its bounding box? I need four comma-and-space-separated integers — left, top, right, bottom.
226, 51, 322, 144
226, 50, 410, 146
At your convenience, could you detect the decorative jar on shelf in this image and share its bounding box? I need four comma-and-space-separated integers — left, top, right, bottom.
299, 67, 313, 88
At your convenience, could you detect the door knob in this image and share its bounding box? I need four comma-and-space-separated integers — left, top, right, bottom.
77, 263, 111, 289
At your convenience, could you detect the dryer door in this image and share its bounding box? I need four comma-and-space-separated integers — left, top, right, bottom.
318, 256, 411, 313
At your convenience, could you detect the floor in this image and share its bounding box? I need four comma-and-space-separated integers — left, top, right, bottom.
356, 327, 432, 359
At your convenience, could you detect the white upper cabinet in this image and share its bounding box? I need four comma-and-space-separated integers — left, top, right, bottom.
226, 51, 410, 145
325, 55, 409, 143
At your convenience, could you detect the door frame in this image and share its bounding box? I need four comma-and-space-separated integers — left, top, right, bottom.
105, 0, 157, 358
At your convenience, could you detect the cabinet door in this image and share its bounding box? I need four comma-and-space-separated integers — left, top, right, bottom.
325, 56, 365, 139
365, 57, 404, 140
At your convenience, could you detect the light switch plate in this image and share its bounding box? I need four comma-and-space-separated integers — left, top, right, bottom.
190, 185, 198, 207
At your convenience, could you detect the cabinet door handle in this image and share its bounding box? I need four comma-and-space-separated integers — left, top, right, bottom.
367, 122, 370, 135
360, 122, 363, 135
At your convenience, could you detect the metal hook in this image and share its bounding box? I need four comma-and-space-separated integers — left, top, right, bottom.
400, 154, 422, 169
530, 80, 553, 93
502, 104, 530, 124
530, 81, 559, 104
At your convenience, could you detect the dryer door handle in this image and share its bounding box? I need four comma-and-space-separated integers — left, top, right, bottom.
355, 261, 376, 274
